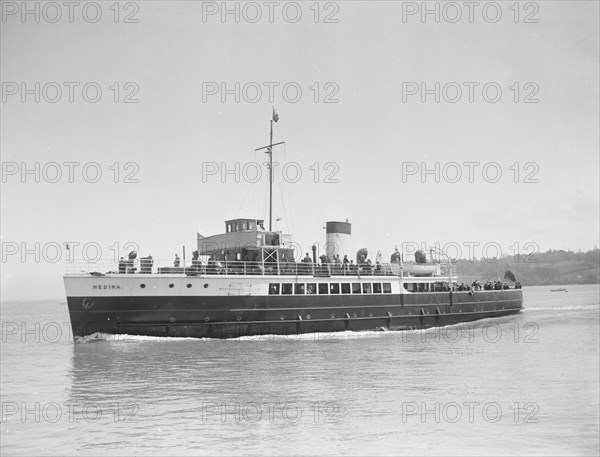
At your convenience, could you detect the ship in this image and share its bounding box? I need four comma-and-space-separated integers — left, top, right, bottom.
64, 113, 524, 339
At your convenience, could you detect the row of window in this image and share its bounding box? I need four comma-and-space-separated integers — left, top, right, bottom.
269, 282, 392, 295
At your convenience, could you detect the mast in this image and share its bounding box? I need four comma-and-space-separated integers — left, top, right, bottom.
254, 108, 284, 232
269, 118, 273, 231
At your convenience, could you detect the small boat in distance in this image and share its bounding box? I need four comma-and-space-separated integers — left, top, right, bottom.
551, 288, 568, 292
63, 112, 524, 339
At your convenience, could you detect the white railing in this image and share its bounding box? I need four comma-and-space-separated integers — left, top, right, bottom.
65, 258, 413, 277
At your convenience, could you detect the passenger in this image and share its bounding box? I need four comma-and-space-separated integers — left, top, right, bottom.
118, 257, 126, 274
334, 254, 341, 265
174, 253, 181, 267
302, 253, 312, 263
141, 255, 153, 274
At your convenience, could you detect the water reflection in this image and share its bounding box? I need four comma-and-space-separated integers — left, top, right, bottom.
3, 287, 598, 456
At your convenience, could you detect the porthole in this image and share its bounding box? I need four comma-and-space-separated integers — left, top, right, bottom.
236, 316, 242, 321
169, 317, 175, 323
306, 314, 311, 320
169, 283, 174, 288
353, 313, 357, 318
280, 315, 285, 320
204, 317, 210, 322
204, 283, 209, 288
187, 284, 192, 288
330, 313, 335, 318
140, 284, 146, 288
369, 312, 373, 317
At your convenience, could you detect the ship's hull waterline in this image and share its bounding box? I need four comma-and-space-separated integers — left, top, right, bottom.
65, 276, 523, 339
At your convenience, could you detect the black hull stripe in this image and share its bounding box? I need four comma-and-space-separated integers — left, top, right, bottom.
73, 308, 522, 327
66, 291, 523, 338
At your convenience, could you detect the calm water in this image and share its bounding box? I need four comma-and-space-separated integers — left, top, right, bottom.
1, 285, 599, 456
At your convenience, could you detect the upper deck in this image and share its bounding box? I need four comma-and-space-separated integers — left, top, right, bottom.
64, 258, 458, 282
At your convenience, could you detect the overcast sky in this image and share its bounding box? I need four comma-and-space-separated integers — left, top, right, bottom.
1, 1, 599, 300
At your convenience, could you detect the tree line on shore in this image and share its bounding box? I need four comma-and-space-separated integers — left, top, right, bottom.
454, 248, 600, 285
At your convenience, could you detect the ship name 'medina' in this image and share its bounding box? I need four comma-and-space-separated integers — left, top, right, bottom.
64, 111, 524, 339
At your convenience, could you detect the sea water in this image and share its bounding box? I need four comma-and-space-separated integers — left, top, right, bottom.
1, 284, 598, 456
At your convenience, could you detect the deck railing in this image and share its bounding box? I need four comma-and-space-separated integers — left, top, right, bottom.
64, 258, 427, 277
65, 258, 459, 279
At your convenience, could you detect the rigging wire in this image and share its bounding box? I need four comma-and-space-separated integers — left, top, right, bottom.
235, 148, 259, 218
277, 142, 292, 234
233, 120, 272, 222
233, 115, 291, 231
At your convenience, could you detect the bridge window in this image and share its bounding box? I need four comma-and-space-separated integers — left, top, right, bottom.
330, 283, 340, 294
295, 283, 305, 295
352, 283, 361, 294
362, 283, 372, 294
341, 283, 351, 294
282, 283, 293, 295
307, 283, 316, 294
318, 283, 328, 294
383, 283, 392, 293
269, 283, 280, 295
373, 283, 382, 294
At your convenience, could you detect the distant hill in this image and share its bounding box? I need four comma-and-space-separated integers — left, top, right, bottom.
454, 248, 600, 286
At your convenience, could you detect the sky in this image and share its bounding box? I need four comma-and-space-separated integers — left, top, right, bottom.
1, 0, 599, 300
